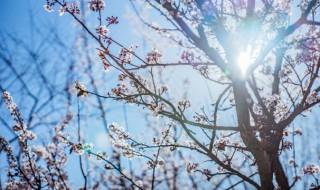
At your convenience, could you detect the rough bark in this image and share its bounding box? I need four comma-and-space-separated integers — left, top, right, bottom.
232, 79, 278, 190
272, 156, 290, 190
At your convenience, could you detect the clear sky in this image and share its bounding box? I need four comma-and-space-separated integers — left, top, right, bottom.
1, 0, 320, 189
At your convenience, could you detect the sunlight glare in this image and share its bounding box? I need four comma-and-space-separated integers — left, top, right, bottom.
237, 45, 253, 75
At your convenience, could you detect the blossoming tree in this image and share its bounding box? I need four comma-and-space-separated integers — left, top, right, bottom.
2, 0, 320, 189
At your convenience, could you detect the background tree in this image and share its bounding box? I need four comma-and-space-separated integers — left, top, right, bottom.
2, 0, 320, 189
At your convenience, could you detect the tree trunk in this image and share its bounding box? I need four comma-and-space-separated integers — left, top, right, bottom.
232, 79, 276, 190
272, 156, 290, 190
255, 151, 275, 190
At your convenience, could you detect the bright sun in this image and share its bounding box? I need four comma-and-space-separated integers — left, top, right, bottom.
237, 45, 253, 75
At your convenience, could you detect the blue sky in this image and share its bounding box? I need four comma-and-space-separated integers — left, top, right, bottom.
0, 1, 231, 187
1, 0, 320, 189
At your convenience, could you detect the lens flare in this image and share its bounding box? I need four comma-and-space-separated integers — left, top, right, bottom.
237, 45, 253, 75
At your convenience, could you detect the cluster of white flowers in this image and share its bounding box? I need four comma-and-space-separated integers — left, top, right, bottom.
292, 128, 302, 136
302, 164, 320, 175
4, 181, 28, 189
265, 94, 281, 108
32, 146, 49, 160
3, 91, 18, 115
253, 103, 263, 115
88, 0, 105, 12
74, 81, 88, 97
288, 158, 298, 167
203, 168, 211, 175
98, 51, 111, 72
44, 1, 80, 15
119, 47, 133, 64
131, 72, 147, 85
186, 162, 199, 174
53, 115, 73, 144
118, 74, 127, 82
151, 102, 167, 118
185, 140, 197, 149
299, 0, 308, 11
151, 124, 176, 151
3, 91, 37, 142
306, 91, 320, 104
146, 48, 162, 64
58, 2, 80, 16
178, 99, 191, 110
32, 143, 67, 166
146, 157, 165, 170
72, 142, 94, 155
181, 50, 195, 63
18, 130, 37, 143
159, 84, 170, 94
108, 123, 136, 159
215, 139, 229, 151
44, 1, 55, 13
278, 65, 293, 79
193, 114, 206, 124
96, 151, 108, 161
273, 104, 288, 120
263, 94, 288, 121
1, 92, 76, 189
188, 8, 203, 27
95, 25, 110, 36
111, 83, 128, 96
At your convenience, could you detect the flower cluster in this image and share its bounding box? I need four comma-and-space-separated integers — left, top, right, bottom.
44, 1, 80, 15
88, 0, 105, 12
119, 47, 133, 64
215, 139, 229, 151
288, 158, 298, 168
44, 0, 55, 12
0, 137, 19, 184
151, 124, 177, 151
72, 143, 94, 155
1, 92, 76, 189
3, 91, 18, 115
127, 72, 149, 94
159, 84, 170, 94
299, 0, 309, 11
188, 8, 203, 27
203, 168, 211, 175
148, 102, 167, 118
58, 2, 80, 16
178, 99, 191, 111
292, 128, 302, 136
186, 162, 199, 174
146, 48, 162, 64
302, 164, 320, 175
3, 91, 37, 142
181, 50, 195, 63
306, 91, 320, 104
111, 84, 129, 96
98, 51, 111, 72
108, 123, 136, 159
146, 158, 164, 170
106, 16, 119, 25
185, 140, 197, 149
74, 81, 88, 97
263, 94, 288, 121
193, 114, 206, 124
95, 25, 110, 37
118, 74, 127, 82
253, 103, 263, 115
282, 141, 293, 150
